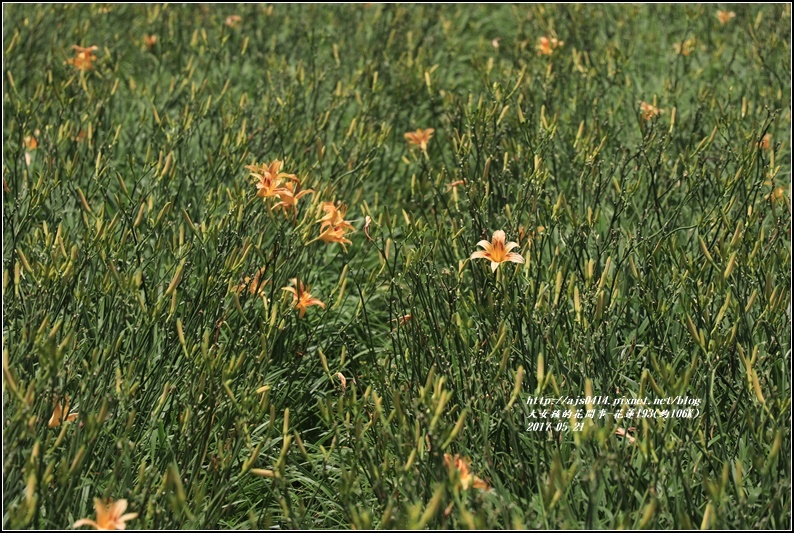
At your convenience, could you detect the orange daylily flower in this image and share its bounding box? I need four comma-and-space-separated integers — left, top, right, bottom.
673, 37, 696, 56
316, 202, 355, 251
144, 34, 157, 50
444, 454, 490, 491
73, 498, 138, 530
404, 128, 434, 152
318, 224, 354, 250
247, 160, 299, 200
639, 101, 664, 120
536, 36, 564, 56
470, 230, 524, 272
235, 267, 268, 296
272, 181, 314, 214
48, 398, 78, 428
282, 278, 325, 318
716, 10, 736, 25
226, 15, 242, 28
319, 202, 355, 232
67, 45, 99, 71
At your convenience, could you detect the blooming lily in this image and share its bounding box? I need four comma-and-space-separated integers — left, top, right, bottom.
470, 230, 524, 272
404, 128, 434, 152
282, 278, 325, 318
73, 498, 138, 530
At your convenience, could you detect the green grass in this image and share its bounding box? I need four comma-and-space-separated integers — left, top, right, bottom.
3, 3, 791, 529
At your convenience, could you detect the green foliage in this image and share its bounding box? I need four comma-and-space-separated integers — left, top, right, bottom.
3, 3, 790, 529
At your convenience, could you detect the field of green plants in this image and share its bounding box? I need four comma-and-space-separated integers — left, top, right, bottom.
3, 4, 791, 529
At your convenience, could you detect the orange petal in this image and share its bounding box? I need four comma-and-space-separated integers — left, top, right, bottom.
304, 297, 325, 308
505, 252, 525, 264
472, 477, 491, 491
475, 240, 493, 251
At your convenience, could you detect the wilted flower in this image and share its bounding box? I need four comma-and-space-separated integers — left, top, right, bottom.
66, 45, 99, 71
235, 267, 268, 296
73, 498, 138, 530
758, 133, 771, 151
337, 372, 347, 391
392, 314, 412, 327
447, 179, 466, 192
282, 278, 325, 318
404, 128, 434, 152
444, 454, 490, 491
48, 397, 78, 428
716, 10, 736, 25
364, 215, 373, 241
536, 36, 564, 55
226, 15, 242, 28
639, 101, 664, 120
673, 37, 696, 56
471, 230, 525, 272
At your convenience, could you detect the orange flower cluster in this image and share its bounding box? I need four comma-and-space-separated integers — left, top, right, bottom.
67, 45, 99, 71
536, 36, 564, 56
245, 159, 361, 318
247, 160, 313, 215
317, 202, 355, 250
